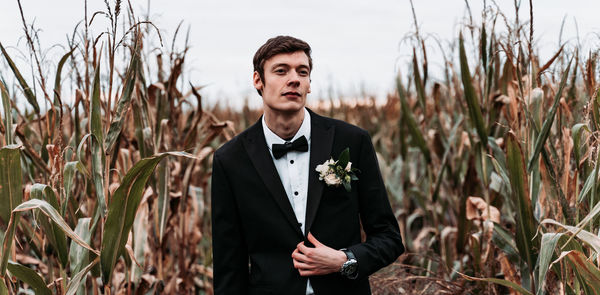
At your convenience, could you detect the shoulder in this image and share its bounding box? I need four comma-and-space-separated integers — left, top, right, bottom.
309, 108, 370, 138
213, 120, 258, 160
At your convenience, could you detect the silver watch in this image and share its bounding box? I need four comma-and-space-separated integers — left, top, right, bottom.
340, 248, 358, 279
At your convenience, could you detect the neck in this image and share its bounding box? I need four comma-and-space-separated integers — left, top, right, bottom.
263, 108, 305, 140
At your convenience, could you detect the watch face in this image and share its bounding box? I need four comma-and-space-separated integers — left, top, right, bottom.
342, 259, 358, 276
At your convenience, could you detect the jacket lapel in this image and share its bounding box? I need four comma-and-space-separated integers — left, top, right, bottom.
305, 110, 335, 235
242, 118, 303, 237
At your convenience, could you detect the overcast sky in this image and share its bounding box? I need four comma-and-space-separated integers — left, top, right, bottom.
1, 0, 599, 108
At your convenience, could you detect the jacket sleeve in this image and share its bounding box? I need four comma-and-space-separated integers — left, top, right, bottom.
211, 152, 249, 294
347, 130, 404, 279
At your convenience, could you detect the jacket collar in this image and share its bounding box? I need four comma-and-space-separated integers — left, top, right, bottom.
241, 108, 335, 238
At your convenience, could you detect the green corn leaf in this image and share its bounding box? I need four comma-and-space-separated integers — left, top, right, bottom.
30, 183, 68, 267
6, 261, 52, 295
492, 223, 520, 261
536, 232, 585, 295
53, 48, 75, 106
553, 250, 600, 295
412, 50, 426, 111
104, 43, 140, 154
527, 57, 572, 172
456, 270, 533, 295
541, 219, 600, 254
11, 199, 98, 254
506, 132, 538, 274
0, 81, 12, 145
0, 279, 7, 295
156, 158, 169, 244
572, 123, 590, 168
66, 258, 99, 295
396, 76, 431, 163
70, 218, 91, 276
132, 203, 148, 283
459, 32, 487, 147
100, 151, 193, 284
578, 165, 597, 203
0, 42, 39, 113
62, 161, 79, 215
537, 233, 562, 295
90, 62, 106, 216
0, 145, 22, 226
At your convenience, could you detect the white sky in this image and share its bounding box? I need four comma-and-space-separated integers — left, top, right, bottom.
1, 0, 599, 109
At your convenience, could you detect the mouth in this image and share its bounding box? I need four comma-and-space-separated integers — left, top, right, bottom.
282, 91, 301, 98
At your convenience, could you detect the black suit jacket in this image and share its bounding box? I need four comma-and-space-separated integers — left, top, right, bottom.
211, 109, 404, 295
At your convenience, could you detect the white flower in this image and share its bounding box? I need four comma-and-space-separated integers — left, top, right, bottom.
345, 162, 352, 172
324, 173, 342, 186
315, 159, 335, 179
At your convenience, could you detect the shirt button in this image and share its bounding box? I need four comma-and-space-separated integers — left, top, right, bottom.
298, 222, 302, 227
290, 160, 294, 164
294, 191, 299, 196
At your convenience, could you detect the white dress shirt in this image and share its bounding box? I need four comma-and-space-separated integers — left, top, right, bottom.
262, 107, 314, 295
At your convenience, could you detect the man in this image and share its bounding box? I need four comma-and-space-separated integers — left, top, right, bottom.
211, 35, 404, 295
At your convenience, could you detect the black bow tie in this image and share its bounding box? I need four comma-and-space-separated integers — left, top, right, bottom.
272, 135, 308, 159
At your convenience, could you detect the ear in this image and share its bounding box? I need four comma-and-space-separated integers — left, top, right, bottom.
253, 71, 263, 92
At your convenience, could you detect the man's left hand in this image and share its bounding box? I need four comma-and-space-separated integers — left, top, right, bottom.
291, 232, 348, 276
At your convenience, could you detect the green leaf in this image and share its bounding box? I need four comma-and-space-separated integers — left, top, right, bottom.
0, 42, 39, 113
537, 233, 562, 295
572, 123, 590, 168
396, 76, 431, 163
553, 250, 600, 295
156, 159, 169, 244
492, 223, 520, 261
100, 151, 193, 284
12, 199, 98, 254
62, 161, 79, 215
541, 219, 600, 254
459, 33, 487, 147
506, 133, 539, 275
90, 61, 106, 217
0, 145, 22, 226
456, 270, 533, 295
412, 50, 426, 111
70, 218, 92, 278
6, 261, 52, 295
53, 48, 75, 106
0, 279, 8, 295
30, 183, 68, 267
527, 57, 572, 172
104, 43, 140, 154
337, 148, 350, 168
66, 257, 98, 295
0, 80, 12, 145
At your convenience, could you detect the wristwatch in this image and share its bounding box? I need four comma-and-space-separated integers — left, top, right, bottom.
339, 248, 358, 279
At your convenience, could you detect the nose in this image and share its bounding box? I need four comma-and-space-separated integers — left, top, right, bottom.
287, 70, 300, 87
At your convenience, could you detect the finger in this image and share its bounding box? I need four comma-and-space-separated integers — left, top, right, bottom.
297, 242, 312, 255
291, 251, 309, 263
293, 260, 313, 270
307, 232, 322, 247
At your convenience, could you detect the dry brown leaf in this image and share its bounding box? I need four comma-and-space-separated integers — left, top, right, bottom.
465, 196, 500, 223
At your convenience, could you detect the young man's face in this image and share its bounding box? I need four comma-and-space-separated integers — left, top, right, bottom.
253, 51, 311, 114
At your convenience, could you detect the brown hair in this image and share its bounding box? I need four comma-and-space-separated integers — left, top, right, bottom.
253, 36, 312, 95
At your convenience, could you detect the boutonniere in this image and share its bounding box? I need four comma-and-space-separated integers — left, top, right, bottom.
315, 148, 359, 192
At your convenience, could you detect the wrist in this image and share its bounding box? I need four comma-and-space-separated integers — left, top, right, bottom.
339, 248, 359, 279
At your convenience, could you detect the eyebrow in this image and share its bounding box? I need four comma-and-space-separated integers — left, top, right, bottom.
271, 63, 310, 70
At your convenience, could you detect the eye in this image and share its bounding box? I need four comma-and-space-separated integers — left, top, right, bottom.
274, 68, 286, 74
299, 70, 309, 76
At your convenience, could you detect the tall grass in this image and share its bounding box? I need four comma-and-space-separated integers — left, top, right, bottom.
2, 0, 600, 294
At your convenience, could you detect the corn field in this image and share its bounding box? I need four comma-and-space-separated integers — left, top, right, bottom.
1, 1, 600, 294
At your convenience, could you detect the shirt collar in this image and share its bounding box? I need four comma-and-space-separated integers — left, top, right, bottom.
262, 107, 311, 150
